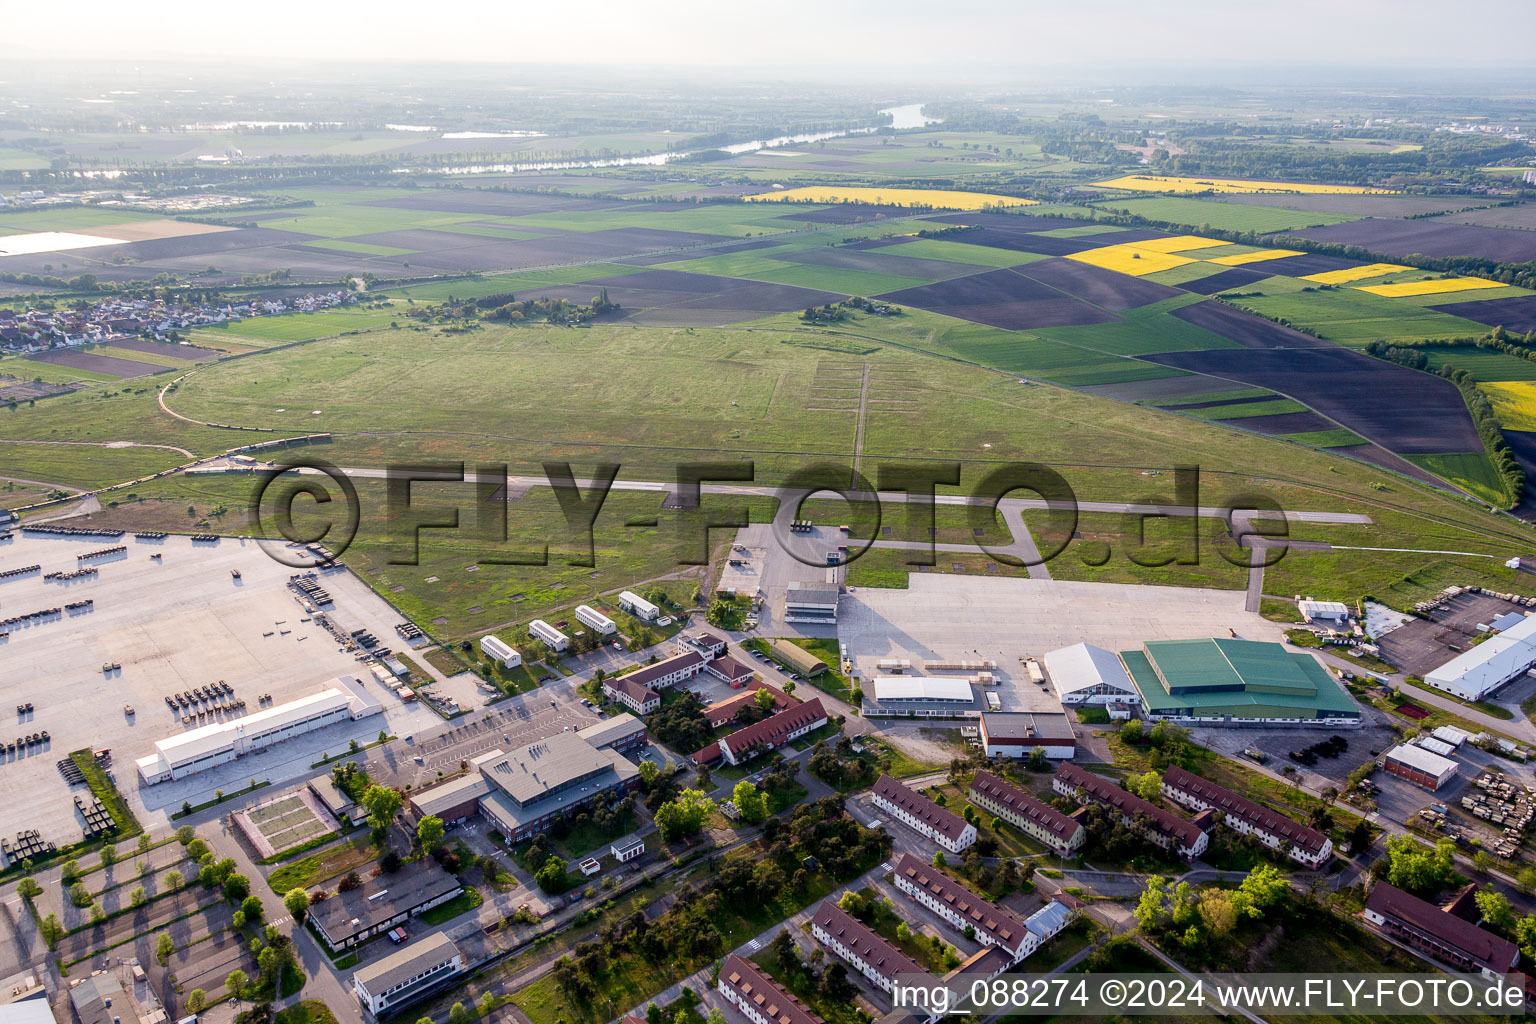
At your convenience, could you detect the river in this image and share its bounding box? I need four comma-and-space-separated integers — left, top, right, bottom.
413, 103, 942, 176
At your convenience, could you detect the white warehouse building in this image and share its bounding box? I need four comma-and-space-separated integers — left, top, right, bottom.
575, 605, 617, 636
618, 590, 660, 621
1424, 614, 1536, 700
137, 677, 383, 785
528, 619, 570, 652
479, 635, 522, 669
1042, 643, 1141, 706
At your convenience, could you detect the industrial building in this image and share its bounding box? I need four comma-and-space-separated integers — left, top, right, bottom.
602, 676, 661, 715
718, 955, 824, 1024
310, 859, 463, 951
872, 774, 977, 853
968, 771, 1085, 858
1041, 643, 1141, 706
715, 698, 827, 765
977, 712, 1076, 759
1363, 882, 1519, 979
528, 619, 570, 652
352, 933, 464, 1018
1423, 613, 1536, 700
479, 635, 522, 669
576, 714, 648, 756
784, 580, 839, 623
1298, 599, 1351, 624
770, 639, 827, 677
1381, 744, 1460, 791
136, 676, 383, 785
618, 590, 661, 622
407, 729, 641, 842
861, 676, 984, 719
1161, 765, 1332, 868
1053, 763, 1208, 858
1120, 638, 1361, 726
575, 605, 617, 636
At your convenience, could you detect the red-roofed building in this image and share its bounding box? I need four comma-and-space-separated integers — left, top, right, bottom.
969, 771, 1084, 858
872, 775, 977, 853
890, 853, 1032, 963
811, 900, 926, 995
623, 651, 707, 691
1161, 765, 1331, 868
716, 699, 828, 766
706, 655, 756, 687
717, 954, 824, 1024
704, 681, 798, 728
1363, 882, 1519, 980
602, 676, 661, 716
1053, 762, 1207, 859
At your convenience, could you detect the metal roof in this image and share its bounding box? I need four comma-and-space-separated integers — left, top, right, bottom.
1383, 743, 1459, 778
1043, 642, 1137, 698
147, 685, 357, 769
353, 932, 461, 994
482, 731, 636, 808
576, 714, 646, 748
1124, 640, 1359, 720
1426, 612, 1536, 697
872, 677, 973, 702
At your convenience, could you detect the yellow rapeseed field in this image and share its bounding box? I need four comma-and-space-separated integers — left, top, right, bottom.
1066, 244, 1194, 277
743, 186, 1038, 210
1301, 263, 1414, 285
1123, 235, 1231, 254
1205, 248, 1304, 266
1356, 277, 1505, 298
1480, 382, 1536, 432
1092, 174, 1396, 195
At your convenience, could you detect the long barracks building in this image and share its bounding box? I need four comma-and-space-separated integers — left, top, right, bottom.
968, 771, 1085, 858
872, 774, 977, 853
1053, 762, 1207, 859
890, 853, 1033, 962
1161, 765, 1331, 868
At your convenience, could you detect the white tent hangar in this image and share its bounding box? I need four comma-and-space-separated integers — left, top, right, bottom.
1042, 643, 1140, 706
1424, 614, 1536, 700
871, 677, 974, 703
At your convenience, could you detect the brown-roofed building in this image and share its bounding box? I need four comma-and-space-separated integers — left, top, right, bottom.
704, 681, 798, 728
1161, 765, 1332, 868
623, 651, 708, 691
602, 675, 661, 715
717, 954, 824, 1024
811, 900, 927, 994
890, 853, 1033, 962
872, 775, 977, 853
1053, 762, 1207, 859
706, 655, 756, 686
969, 771, 1084, 858
1363, 882, 1519, 980
717, 698, 829, 766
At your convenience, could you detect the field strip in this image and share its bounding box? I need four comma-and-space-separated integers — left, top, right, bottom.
0, 438, 195, 457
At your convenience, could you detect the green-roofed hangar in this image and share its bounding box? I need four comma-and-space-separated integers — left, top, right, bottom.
1119, 638, 1361, 728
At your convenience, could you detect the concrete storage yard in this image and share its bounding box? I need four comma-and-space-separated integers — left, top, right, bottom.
0, 532, 442, 843
838, 573, 1292, 713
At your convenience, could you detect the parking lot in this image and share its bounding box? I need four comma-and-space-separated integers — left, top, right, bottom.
0, 532, 443, 846
1377, 591, 1529, 678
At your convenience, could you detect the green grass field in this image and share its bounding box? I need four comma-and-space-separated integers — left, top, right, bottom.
1091, 195, 1361, 233
1281, 428, 1368, 448
1221, 286, 1489, 344
1029, 295, 1237, 357
1406, 452, 1514, 505
1421, 345, 1536, 381
879, 238, 1049, 268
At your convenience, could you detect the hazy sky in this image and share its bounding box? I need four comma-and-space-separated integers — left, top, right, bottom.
10, 0, 1536, 69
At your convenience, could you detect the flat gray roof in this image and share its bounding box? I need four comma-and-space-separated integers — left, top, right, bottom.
353, 932, 461, 994
481, 731, 628, 807
309, 859, 461, 943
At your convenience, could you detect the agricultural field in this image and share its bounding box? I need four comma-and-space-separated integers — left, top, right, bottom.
1092, 195, 1361, 233
1092, 174, 1397, 195
743, 186, 1038, 210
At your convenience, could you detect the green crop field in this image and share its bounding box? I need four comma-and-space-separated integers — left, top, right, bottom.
1420, 345, 1536, 381
1187, 398, 1309, 420
1407, 452, 1514, 505
1221, 287, 1489, 344
879, 238, 1048, 268
1029, 295, 1238, 357
1281, 428, 1368, 448
1091, 195, 1360, 233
